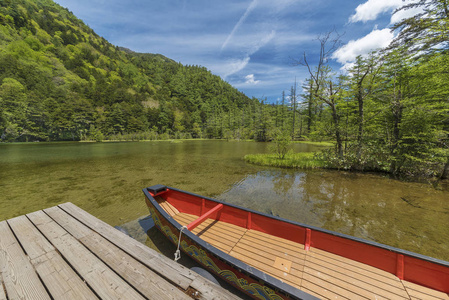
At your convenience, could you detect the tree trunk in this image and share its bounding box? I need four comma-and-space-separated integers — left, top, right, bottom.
441, 157, 449, 179
356, 81, 364, 160
331, 103, 343, 158
291, 84, 296, 139
390, 96, 403, 175
307, 80, 313, 133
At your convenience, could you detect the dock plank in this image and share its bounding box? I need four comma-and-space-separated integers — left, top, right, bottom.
59, 202, 195, 289
59, 202, 241, 300
0, 220, 50, 300
7, 215, 97, 300
27, 210, 145, 300
45, 206, 190, 300
0, 276, 6, 300
7, 216, 54, 260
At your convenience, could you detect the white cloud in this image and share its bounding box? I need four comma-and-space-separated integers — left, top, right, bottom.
221, 0, 258, 51
332, 28, 394, 69
222, 57, 251, 79
350, 0, 403, 23
390, 5, 423, 24
245, 74, 260, 85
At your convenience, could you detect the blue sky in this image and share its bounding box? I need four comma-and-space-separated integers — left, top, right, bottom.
53, 0, 419, 103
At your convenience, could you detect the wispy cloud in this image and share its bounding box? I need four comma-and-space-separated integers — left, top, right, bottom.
222, 30, 276, 79
221, 0, 258, 51
248, 30, 276, 55
223, 57, 251, 79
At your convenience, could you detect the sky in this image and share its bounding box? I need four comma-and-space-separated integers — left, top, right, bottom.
53, 0, 420, 103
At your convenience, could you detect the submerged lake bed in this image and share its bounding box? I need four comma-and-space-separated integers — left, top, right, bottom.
1, 140, 448, 261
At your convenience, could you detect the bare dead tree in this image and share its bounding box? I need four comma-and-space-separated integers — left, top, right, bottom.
294, 30, 345, 157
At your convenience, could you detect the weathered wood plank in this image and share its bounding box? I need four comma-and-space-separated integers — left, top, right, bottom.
33, 251, 99, 300
27, 210, 145, 300
58, 203, 241, 299
0, 275, 7, 300
45, 206, 191, 300
7, 216, 54, 260
59, 202, 196, 289
0, 220, 50, 300
7, 215, 98, 300
189, 275, 240, 300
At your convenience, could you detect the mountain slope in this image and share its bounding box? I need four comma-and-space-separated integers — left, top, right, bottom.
0, 0, 253, 141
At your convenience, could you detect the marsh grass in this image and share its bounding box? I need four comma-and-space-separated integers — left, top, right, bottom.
244, 152, 326, 169
292, 141, 334, 147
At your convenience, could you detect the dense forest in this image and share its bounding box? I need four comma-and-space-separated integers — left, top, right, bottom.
0, 0, 254, 142
0, 0, 448, 178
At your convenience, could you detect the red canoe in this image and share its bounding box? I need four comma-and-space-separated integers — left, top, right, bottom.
143, 185, 449, 300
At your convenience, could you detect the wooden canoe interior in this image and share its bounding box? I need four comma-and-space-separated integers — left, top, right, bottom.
154, 195, 449, 300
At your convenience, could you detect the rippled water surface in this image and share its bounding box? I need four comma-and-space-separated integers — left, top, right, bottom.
1, 140, 448, 260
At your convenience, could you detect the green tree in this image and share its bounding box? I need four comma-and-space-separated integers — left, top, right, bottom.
0, 77, 27, 140
392, 0, 449, 54
270, 129, 292, 159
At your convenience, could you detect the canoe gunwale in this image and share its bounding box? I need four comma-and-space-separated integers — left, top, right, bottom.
143, 187, 318, 300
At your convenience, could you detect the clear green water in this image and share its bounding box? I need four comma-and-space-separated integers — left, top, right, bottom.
1, 140, 448, 261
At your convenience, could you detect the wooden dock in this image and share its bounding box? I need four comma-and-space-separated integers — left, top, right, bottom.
0, 202, 241, 300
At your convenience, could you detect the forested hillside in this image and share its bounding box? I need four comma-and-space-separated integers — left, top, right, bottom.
0, 0, 253, 142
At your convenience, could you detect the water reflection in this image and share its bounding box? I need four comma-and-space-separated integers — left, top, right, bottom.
218, 170, 449, 260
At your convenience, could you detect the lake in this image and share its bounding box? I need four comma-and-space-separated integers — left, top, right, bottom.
1, 140, 448, 261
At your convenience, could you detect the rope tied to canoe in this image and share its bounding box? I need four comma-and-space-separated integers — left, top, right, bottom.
174, 226, 187, 262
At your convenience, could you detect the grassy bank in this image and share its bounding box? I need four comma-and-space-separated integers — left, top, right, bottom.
244, 152, 326, 169
292, 141, 334, 147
